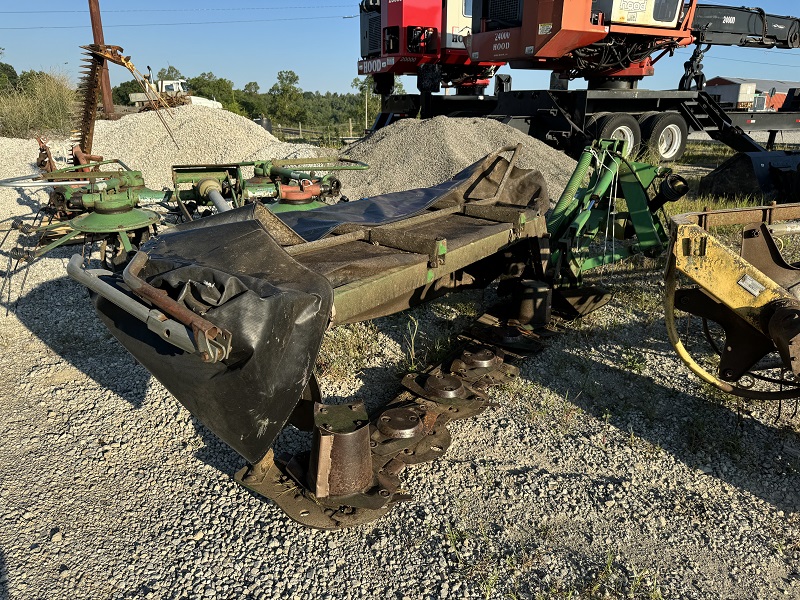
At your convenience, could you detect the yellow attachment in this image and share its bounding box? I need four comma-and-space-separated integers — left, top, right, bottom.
665, 204, 800, 400
670, 216, 794, 330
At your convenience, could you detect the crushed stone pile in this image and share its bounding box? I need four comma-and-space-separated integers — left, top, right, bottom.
42, 108, 576, 201
91, 105, 323, 189
338, 116, 577, 200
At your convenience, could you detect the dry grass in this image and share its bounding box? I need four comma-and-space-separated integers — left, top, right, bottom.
0, 71, 75, 138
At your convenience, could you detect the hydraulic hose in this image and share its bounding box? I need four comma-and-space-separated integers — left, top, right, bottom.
547, 148, 593, 236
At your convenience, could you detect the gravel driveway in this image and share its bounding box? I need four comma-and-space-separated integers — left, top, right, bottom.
0, 115, 798, 599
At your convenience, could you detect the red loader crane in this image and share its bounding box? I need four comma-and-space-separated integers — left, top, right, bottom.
360, 1, 800, 162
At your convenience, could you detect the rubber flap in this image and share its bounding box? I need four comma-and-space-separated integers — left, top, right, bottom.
92, 204, 333, 464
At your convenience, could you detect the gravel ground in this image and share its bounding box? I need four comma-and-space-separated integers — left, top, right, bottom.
0, 113, 799, 599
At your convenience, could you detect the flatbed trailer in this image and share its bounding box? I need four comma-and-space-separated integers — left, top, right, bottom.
375, 88, 800, 161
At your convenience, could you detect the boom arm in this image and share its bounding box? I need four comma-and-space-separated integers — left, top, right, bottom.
692, 5, 800, 50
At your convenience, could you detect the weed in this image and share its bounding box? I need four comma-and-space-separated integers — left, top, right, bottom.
482, 569, 500, 600
316, 321, 383, 380
587, 549, 617, 597
684, 413, 708, 453
621, 346, 647, 374
403, 315, 420, 372
0, 71, 74, 137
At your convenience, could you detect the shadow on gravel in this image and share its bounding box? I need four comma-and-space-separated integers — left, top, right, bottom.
9, 275, 152, 408
0, 186, 45, 227
0, 546, 8, 600
190, 415, 244, 474
533, 330, 800, 514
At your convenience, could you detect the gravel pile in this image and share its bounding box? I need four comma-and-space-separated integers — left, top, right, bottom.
338, 116, 576, 199
0, 120, 798, 599
91, 105, 324, 189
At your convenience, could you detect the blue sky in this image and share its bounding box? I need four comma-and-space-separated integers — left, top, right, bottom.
1, 0, 799, 95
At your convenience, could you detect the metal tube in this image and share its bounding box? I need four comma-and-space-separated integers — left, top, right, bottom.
0, 180, 91, 188
207, 188, 231, 212
66, 254, 198, 354
87, 0, 115, 119
769, 223, 800, 236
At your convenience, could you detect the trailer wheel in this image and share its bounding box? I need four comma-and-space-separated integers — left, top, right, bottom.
641, 112, 688, 162
637, 111, 660, 125
588, 113, 641, 157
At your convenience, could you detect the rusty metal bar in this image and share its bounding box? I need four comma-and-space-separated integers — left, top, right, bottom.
671, 204, 800, 229
123, 252, 232, 362
286, 230, 369, 256
88, 0, 115, 119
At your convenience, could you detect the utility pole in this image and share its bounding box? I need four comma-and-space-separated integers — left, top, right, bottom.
88, 0, 115, 118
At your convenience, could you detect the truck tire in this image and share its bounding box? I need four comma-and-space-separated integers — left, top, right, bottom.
641, 112, 688, 162
588, 113, 641, 157
637, 111, 660, 125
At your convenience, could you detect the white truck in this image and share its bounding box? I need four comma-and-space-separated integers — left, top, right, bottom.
129, 79, 222, 109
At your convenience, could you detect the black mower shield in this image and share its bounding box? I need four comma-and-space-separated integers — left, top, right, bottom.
90, 204, 333, 465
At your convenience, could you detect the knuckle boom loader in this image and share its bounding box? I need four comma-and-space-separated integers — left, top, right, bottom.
361, 0, 800, 192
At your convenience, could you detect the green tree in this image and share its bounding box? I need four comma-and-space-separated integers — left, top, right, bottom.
112, 79, 142, 106
243, 81, 260, 94
268, 70, 305, 125
157, 65, 184, 81
18, 70, 49, 91
0, 61, 17, 92
187, 72, 239, 111
238, 90, 269, 118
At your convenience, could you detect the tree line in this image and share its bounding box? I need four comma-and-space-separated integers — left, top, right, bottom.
0, 49, 404, 139
113, 66, 405, 136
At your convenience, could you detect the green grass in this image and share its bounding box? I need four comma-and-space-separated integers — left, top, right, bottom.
678, 140, 735, 166
316, 321, 384, 380
0, 71, 74, 138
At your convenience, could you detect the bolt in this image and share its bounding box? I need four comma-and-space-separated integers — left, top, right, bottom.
369, 440, 377, 448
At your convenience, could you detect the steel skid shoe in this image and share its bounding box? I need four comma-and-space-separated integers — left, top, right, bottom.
236, 342, 521, 529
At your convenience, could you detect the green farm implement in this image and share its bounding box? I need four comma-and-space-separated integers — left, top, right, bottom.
62, 140, 685, 528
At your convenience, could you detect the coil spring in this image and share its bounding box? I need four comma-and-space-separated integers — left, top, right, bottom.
11, 219, 37, 234
9, 248, 34, 262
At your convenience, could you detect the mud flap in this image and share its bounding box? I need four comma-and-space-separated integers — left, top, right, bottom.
91, 204, 334, 465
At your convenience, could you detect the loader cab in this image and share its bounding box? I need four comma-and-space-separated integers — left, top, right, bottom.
444, 0, 473, 50
591, 0, 683, 28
